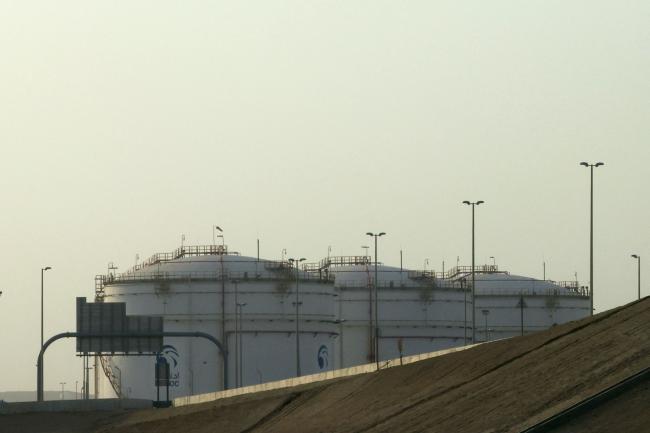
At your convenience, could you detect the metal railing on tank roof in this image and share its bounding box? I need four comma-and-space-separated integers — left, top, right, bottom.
477, 286, 590, 297
333, 279, 588, 297
335, 280, 459, 290
264, 260, 292, 271
550, 281, 590, 296
443, 264, 501, 279
123, 245, 239, 275
303, 256, 371, 272
96, 268, 333, 290
407, 270, 437, 280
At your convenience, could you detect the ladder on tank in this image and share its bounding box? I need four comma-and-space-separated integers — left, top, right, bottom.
99, 356, 123, 398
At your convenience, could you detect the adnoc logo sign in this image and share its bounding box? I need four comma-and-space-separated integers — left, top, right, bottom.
317, 345, 328, 370
156, 345, 180, 387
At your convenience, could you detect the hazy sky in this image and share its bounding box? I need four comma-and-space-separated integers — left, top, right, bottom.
0, 1, 648, 392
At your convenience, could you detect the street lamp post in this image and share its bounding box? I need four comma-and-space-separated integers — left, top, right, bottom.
580, 161, 604, 315
41, 266, 52, 349
517, 290, 526, 337
366, 232, 386, 370
631, 255, 641, 300
481, 309, 490, 342
60, 382, 66, 400
463, 201, 484, 343
231, 279, 239, 387
361, 244, 372, 358
288, 257, 306, 377
461, 277, 468, 345
236, 302, 247, 387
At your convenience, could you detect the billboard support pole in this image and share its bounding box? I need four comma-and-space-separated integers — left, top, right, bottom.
37, 331, 228, 402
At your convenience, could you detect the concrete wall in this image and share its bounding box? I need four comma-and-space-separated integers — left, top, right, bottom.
173, 343, 479, 407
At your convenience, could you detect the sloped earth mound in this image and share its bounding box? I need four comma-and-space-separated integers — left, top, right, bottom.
3, 298, 649, 433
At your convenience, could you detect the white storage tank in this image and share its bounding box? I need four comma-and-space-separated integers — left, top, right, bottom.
95, 245, 589, 399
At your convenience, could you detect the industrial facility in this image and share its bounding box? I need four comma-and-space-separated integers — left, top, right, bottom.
93, 243, 590, 399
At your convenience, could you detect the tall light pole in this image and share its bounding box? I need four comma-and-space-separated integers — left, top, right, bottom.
366, 232, 385, 370
631, 255, 641, 300
463, 201, 484, 343
60, 382, 66, 400
41, 266, 52, 349
517, 292, 526, 336
236, 302, 247, 387
461, 277, 468, 345
231, 279, 239, 387
288, 257, 306, 377
481, 309, 490, 342
580, 161, 604, 316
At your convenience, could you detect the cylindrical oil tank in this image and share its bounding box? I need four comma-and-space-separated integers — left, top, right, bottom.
96, 246, 589, 399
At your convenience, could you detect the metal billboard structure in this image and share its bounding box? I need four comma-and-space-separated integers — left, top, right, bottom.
76, 297, 163, 354
36, 298, 228, 401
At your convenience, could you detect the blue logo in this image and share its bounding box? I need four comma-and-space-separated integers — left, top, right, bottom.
156, 345, 180, 387
317, 345, 328, 370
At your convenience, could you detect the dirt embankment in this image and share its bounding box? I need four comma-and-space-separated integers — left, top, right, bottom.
3, 298, 649, 433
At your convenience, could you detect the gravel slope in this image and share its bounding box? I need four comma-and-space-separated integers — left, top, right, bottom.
3, 298, 648, 433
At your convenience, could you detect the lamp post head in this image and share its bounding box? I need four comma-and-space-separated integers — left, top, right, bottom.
580, 162, 589, 167
214, 226, 223, 232
631, 254, 639, 259
595, 162, 604, 167
462, 201, 470, 205
43, 266, 52, 271
366, 232, 374, 236
378, 232, 386, 237
477, 201, 484, 205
